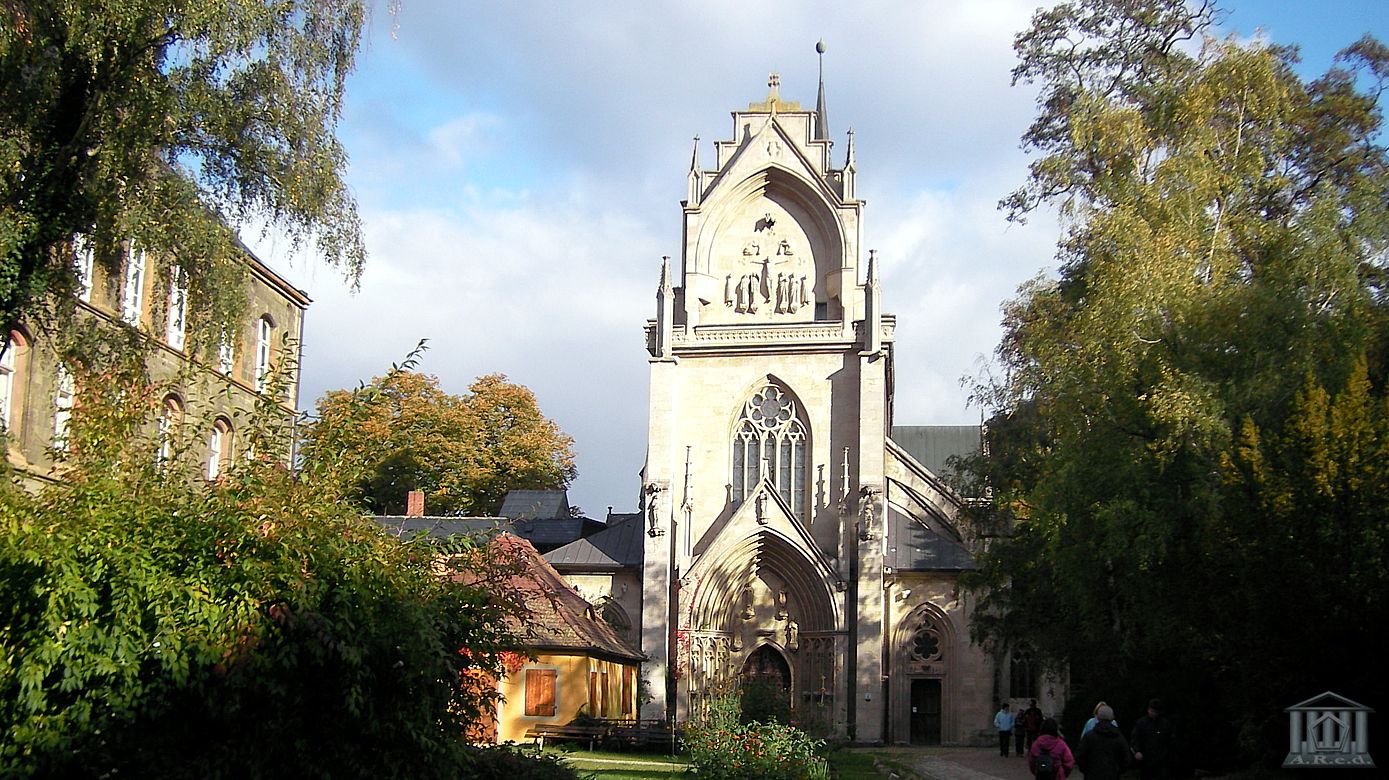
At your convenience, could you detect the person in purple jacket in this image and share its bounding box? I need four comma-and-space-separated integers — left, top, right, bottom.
1029, 718, 1076, 780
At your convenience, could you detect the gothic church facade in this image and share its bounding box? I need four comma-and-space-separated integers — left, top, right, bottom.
629, 75, 1030, 744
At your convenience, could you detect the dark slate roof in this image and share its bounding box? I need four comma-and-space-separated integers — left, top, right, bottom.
499, 490, 570, 520
887, 507, 976, 572
890, 425, 982, 479
545, 513, 644, 570
510, 517, 606, 552
490, 534, 645, 664
376, 516, 505, 542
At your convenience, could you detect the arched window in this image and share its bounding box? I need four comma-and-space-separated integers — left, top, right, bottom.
157, 395, 183, 464
207, 417, 233, 479
1009, 646, 1038, 699
0, 332, 26, 431
255, 315, 274, 391
731, 383, 808, 518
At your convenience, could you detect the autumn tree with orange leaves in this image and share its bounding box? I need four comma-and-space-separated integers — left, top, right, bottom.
302, 368, 577, 517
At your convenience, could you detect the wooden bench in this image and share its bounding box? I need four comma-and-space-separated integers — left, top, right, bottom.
524, 724, 608, 750
606, 720, 683, 751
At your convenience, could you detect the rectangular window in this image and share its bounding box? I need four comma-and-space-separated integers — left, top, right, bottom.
121, 246, 146, 326
74, 235, 94, 303
218, 337, 235, 375
524, 669, 556, 717
53, 365, 75, 450
255, 317, 272, 391
166, 272, 188, 351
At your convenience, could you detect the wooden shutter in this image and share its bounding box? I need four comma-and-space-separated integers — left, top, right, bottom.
589, 671, 599, 714
525, 669, 556, 717
622, 667, 634, 716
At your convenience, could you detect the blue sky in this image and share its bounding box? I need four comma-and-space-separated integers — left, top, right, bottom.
246, 1, 1389, 517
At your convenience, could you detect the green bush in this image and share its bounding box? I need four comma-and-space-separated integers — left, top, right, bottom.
683, 691, 827, 780
455, 745, 582, 780
0, 348, 526, 778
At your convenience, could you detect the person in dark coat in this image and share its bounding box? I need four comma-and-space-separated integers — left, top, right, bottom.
1131, 698, 1175, 780
1077, 704, 1129, 780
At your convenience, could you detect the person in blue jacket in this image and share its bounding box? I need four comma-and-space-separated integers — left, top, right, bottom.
994, 703, 1016, 757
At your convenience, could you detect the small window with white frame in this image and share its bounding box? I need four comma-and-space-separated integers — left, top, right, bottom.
255, 315, 274, 392
217, 333, 235, 375
53, 365, 75, 451
73, 235, 94, 304
0, 332, 23, 431
166, 270, 188, 351
121, 245, 146, 326
207, 417, 233, 479
157, 395, 184, 465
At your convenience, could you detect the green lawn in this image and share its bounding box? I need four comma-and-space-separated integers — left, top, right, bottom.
546, 748, 691, 779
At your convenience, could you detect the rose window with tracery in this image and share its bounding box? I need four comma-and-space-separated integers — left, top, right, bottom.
731, 384, 808, 519
911, 628, 943, 664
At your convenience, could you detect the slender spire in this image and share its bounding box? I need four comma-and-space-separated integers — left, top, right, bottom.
814, 39, 829, 140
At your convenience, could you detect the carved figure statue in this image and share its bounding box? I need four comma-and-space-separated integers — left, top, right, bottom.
799, 275, 810, 307
725, 274, 735, 307
778, 239, 793, 256
776, 273, 787, 312
787, 276, 800, 313
786, 619, 799, 651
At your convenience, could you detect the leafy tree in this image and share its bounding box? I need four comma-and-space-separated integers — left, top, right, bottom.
0, 0, 368, 342
302, 365, 577, 516
965, 0, 1389, 768
0, 341, 533, 778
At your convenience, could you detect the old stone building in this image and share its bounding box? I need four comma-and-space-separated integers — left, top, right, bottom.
1, 238, 308, 484
610, 73, 1059, 744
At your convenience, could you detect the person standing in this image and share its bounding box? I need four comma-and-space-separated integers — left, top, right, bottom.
1023, 699, 1044, 750
1081, 700, 1117, 738
1077, 704, 1129, 780
1015, 705, 1028, 756
1029, 717, 1076, 780
995, 703, 1015, 757
1131, 698, 1175, 780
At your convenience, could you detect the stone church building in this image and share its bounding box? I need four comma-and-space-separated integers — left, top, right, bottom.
545, 73, 1059, 745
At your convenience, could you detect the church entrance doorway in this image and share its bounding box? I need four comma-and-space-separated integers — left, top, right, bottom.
741, 645, 792, 722
910, 678, 942, 745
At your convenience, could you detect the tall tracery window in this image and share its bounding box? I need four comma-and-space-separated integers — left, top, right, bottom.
1010, 646, 1038, 699
731, 384, 808, 519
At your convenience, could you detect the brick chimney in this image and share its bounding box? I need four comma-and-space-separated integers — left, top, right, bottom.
406, 490, 425, 517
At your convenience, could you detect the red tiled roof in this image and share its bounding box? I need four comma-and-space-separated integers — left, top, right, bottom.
491, 533, 644, 665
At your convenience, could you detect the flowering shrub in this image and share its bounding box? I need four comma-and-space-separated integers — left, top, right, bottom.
684, 692, 828, 780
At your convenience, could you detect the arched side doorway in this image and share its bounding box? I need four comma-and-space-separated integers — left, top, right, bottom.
681, 529, 840, 730
891, 602, 957, 745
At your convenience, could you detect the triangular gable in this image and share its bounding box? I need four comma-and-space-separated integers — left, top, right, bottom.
700, 113, 842, 211
1287, 691, 1375, 712
701, 477, 841, 589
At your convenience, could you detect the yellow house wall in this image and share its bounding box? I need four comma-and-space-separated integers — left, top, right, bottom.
496, 653, 639, 744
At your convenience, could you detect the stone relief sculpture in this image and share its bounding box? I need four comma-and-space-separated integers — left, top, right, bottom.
721, 215, 812, 315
